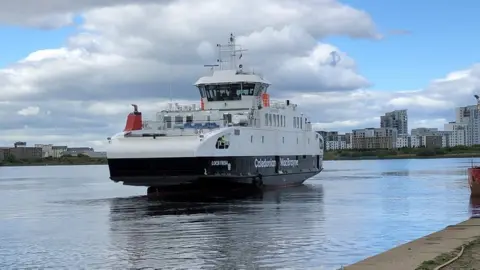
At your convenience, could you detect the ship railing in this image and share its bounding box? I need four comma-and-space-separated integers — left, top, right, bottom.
270, 100, 287, 109
142, 119, 229, 131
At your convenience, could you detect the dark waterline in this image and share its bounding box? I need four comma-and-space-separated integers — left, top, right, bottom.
0, 158, 478, 269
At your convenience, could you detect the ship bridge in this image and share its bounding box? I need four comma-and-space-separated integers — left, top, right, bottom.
193, 33, 272, 111
195, 69, 271, 111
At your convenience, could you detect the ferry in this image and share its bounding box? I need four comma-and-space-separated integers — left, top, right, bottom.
106, 33, 324, 195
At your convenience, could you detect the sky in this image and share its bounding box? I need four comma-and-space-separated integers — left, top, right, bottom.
0, 0, 479, 151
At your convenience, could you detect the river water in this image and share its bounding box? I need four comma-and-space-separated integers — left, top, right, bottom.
0, 158, 479, 269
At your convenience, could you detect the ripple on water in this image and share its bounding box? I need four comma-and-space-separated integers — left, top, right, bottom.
0, 160, 476, 269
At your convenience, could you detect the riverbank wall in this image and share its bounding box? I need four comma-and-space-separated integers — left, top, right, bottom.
344, 218, 480, 270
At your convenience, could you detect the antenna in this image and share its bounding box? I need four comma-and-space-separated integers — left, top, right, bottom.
204, 64, 219, 72
169, 64, 173, 102
329, 51, 341, 66
214, 33, 248, 71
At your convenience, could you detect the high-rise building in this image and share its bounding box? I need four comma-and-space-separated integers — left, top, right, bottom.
380, 109, 408, 135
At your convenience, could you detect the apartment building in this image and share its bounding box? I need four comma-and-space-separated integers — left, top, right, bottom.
352, 127, 397, 149
380, 110, 408, 136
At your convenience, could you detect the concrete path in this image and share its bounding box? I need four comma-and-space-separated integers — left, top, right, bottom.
345, 218, 480, 270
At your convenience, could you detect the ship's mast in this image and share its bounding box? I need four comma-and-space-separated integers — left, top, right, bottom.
207, 33, 247, 71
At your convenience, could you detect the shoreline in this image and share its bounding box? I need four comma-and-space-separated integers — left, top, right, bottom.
0, 157, 107, 167
324, 153, 480, 161
344, 218, 480, 270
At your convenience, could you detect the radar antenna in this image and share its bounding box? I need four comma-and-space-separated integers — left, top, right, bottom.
214, 33, 248, 70
329, 51, 341, 67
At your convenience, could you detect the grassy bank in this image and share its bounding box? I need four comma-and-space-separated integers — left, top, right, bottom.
416, 236, 480, 270
324, 145, 480, 161
0, 156, 107, 166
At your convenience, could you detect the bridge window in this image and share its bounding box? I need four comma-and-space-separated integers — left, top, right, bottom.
186, 115, 193, 123
164, 115, 172, 129
175, 115, 183, 124
199, 83, 258, 102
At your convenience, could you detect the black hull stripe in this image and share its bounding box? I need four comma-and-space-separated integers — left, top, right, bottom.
108, 155, 323, 187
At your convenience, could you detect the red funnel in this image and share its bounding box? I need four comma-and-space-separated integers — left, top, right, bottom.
124, 104, 143, 132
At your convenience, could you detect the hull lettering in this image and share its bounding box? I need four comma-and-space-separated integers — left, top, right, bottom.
280, 158, 299, 167
254, 159, 276, 168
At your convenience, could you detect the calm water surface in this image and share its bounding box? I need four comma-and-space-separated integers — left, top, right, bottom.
0, 158, 479, 269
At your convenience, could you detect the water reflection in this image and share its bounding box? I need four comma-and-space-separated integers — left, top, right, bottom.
108, 184, 325, 269
470, 196, 480, 218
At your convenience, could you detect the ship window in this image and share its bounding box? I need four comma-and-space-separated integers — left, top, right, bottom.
273, 114, 277, 126
164, 115, 172, 128
283, 116, 285, 127
204, 84, 243, 101
269, 114, 272, 126
262, 136, 264, 143
265, 114, 268, 126
251, 135, 253, 143
175, 115, 183, 124
282, 137, 285, 143
293, 117, 296, 128
254, 84, 266, 96
300, 118, 303, 129
240, 83, 255, 96
276, 115, 279, 127
197, 85, 207, 98
186, 115, 193, 123
297, 137, 299, 144
308, 138, 310, 144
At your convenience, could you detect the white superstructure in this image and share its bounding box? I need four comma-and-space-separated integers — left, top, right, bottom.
107, 34, 324, 160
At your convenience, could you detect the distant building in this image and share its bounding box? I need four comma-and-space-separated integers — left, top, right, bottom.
444, 121, 468, 147
380, 110, 408, 136
35, 144, 53, 157
411, 128, 439, 136
62, 147, 95, 157
52, 146, 68, 158
422, 135, 443, 148
6, 147, 42, 160
316, 131, 351, 151
352, 127, 397, 149
82, 151, 107, 158
14, 141, 27, 148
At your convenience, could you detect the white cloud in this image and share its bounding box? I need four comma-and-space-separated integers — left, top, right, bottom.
0, 0, 478, 150
17, 106, 40, 116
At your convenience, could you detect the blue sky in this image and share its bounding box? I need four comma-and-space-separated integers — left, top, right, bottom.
0, 16, 83, 68
0, 1, 478, 93
328, 0, 480, 91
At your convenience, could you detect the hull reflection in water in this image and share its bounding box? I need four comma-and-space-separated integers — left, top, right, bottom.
470, 196, 480, 218
108, 184, 325, 269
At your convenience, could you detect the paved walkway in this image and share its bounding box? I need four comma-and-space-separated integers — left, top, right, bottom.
345, 218, 480, 270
